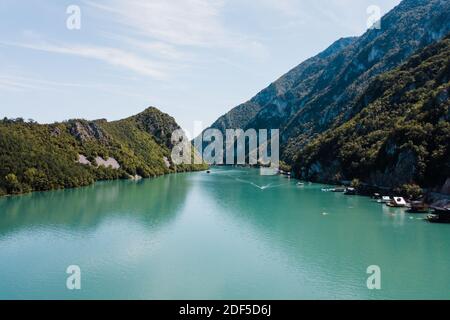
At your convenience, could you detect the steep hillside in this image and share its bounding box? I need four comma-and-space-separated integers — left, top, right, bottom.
282, 0, 450, 160
294, 35, 450, 189
0, 107, 207, 196
205, 0, 450, 166
208, 36, 357, 133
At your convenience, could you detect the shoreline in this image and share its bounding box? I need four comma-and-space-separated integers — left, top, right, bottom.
0, 166, 209, 199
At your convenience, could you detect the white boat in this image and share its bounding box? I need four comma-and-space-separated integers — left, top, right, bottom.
387, 197, 408, 208
377, 196, 391, 204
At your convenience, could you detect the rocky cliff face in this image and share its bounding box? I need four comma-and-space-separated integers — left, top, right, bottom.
294, 35, 450, 189
442, 178, 450, 195
208, 36, 357, 135
69, 120, 110, 143
282, 0, 450, 159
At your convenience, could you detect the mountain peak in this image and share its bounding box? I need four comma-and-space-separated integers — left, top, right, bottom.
317, 37, 358, 59
128, 106, 180, 149
140, 106, 165, 115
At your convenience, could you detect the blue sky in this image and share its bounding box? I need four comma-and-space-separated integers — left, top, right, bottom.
0, 0, 401, 131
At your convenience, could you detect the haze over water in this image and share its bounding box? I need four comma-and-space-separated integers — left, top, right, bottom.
0, 168, 449, 300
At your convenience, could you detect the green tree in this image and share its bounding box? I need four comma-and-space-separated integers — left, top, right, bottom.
23, 168, 49, 191
395, 184, 423, 200
351, 178, 361, 189
4, 173, 22, 194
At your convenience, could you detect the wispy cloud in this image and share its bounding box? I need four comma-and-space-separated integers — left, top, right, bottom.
99, 32, 188, 61
0, 75, 94, 93
85, 0, 227, 47
257, 0, 302, 17
0, 74, 99, 91
0, 73, 151, 99
85, 0, 267, 56
3, 0, 268, 81
3, 40, 167, 79
0, 77, 43, 92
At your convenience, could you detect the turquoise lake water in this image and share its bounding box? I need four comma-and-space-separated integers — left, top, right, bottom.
0, 168, 449, 299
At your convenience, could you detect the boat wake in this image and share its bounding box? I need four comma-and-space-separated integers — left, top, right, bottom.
234, 178, 269, 190
233, 177, 289, 190
212, 171, 292, 191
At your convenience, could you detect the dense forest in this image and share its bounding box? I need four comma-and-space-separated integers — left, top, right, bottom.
294, 35, 450, 190
0, 107, 207, 196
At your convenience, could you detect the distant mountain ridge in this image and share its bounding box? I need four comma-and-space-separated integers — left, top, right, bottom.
282, 0, 450, 158
295, 34, 450, 189
206, 0, 450, 166
0, 107, 206, 196
208, 36, 358, 133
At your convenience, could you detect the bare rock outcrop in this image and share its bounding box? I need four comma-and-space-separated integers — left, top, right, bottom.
69, 120, 109, 143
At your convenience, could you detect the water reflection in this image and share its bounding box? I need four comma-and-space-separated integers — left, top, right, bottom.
0, 174, 192, 237
1, 169, 450, 299
201, 168, 450, 299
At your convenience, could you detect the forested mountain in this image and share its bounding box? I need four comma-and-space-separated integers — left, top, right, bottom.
294, 35, 450, 189
281, 0, 449, 159
204, 0, 450, 189
0, 107, 207, 196
207, 0, 449, 156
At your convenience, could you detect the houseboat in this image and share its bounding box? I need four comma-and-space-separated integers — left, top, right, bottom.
387, 197, 408, 208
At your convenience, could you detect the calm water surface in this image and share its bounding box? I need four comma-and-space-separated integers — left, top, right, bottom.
0, 168, 449, 299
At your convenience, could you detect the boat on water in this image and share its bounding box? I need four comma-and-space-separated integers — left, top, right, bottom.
386, 197, 408, 208
407, 201, 429, 213
427, 201, 450, 223
344, 187, 357, 195
321, 186, 348, 193
427, 215, 450, 223
372, 193, 382, 200
377, 196, 392, 204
